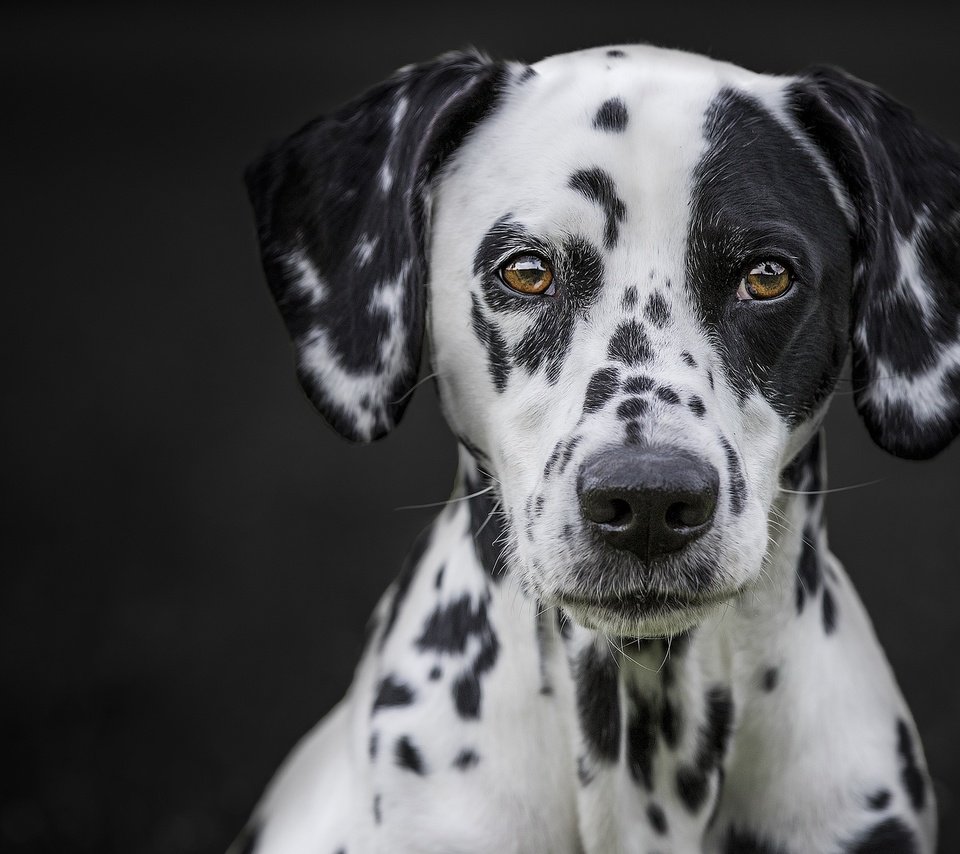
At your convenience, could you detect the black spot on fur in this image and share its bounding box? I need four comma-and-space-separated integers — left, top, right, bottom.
453, 748, 480, 769
466, 470, 504, 580
470, 293, 510, 391
369, 732, 379, 759
676, 764, 710, 812
428, 666, 441, 681
617, 396, 649, 420
677, 686, 734, 813
867, 789, 892, 810
623, 375, 655, 394
416, 593, 500, 719
576, 644, 621, 762
655, 386, 680, 405
380, 524, 432, 649
373, 794, 382, 823
723, 826, 789, 854
569, 167, 627, 249
517, 65, 537, 83
896, 719, 926, 811
434, 566, 444, 589
822, 585, 838, 634
627, 689, 657, 789
623, 286, 638, 308
682, 351, 697, 368
372, 674, 416, 712
720, 437, 747, 515
606, 49, 626, 58
593, 97, 629, 132
661, 697, 681, 749
647, 802, 668, 835
584, 367, 620, 413
846, 818, 919, 854
577, 754, 594, 786
795, 530, 821, 613
559, 436, 582, 474
645, 292, 670, 327
761, 667, 779, 692
608, 320, 653, 365
394, 735, 426, 775
688, 395, 706, 417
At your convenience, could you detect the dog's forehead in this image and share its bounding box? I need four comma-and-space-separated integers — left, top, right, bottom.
443, 45, 789, 244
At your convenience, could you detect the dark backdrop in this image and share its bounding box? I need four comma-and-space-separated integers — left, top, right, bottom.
4, 4, 959, 852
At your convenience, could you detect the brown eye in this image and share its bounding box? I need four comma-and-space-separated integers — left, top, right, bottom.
738, 260, 792, 301
500, 254, 554, 295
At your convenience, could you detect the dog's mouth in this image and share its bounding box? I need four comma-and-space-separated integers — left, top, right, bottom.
554, 587, 735, 635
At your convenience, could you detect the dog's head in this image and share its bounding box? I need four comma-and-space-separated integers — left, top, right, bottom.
246, 46, 960, 636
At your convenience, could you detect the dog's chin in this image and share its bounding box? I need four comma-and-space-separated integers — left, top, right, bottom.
554, 590, 732, 638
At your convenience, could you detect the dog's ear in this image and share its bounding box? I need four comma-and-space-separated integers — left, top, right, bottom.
245, 51, 505, 441
790, 67, 960, 459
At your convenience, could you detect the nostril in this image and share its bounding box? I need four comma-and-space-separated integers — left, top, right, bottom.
607, 498, 633, 528
666, 501, 704, 529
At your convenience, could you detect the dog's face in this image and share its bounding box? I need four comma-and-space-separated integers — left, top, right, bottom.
428, 48, 852, 634
246, 46, 960, 637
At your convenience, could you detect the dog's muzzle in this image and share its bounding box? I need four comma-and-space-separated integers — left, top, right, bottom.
577, 445, 719, 561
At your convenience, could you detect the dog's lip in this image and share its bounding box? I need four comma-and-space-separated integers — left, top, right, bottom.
555, 587, 731, 615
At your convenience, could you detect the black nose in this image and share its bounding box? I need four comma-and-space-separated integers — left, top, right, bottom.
577, 446, 719, 560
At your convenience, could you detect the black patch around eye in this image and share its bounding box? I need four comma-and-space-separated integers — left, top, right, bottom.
617, 396, 649, 420
795, 528, 820, 613
644, 292, 670, 327
372, 674, 416, 712
896, 719, 926, 812
720, 437, 747, 515
822, 586, 837, 634
511, 234, 605, 383
845, 818, 919, 854
576, 643, 621, 762
866, 788, 891, 810
608, 320, 653, 365
623, 374, 655, 394
687, 88, 851, 422
394, 736, 426, 775
593, 97, 629, 132
569, 167, 627, 250
470, 294, 511, 391
655, 386, 681, 405
453, 748, 480, 769
583, 366, 620, 413
723, 826, 790, 854
688, 395, 706, 417
627, 688, 657, 789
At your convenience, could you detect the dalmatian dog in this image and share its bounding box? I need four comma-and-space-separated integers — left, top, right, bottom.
236, 44, 958, 853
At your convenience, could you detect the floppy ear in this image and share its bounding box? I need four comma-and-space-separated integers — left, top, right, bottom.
790, 67, 960, 459
245, 51, 505, 441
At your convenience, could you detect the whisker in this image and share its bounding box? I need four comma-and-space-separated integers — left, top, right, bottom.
396, 485, 494, 511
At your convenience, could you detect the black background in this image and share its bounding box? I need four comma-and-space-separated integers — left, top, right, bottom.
4, 3, 959, 852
